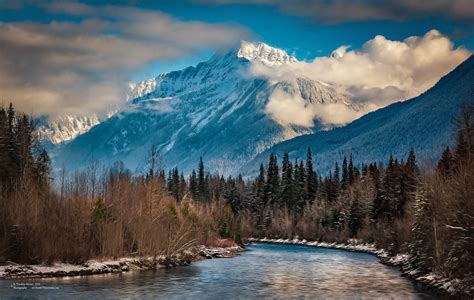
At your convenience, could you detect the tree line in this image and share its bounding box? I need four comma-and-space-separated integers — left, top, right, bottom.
1, 102, 472, 286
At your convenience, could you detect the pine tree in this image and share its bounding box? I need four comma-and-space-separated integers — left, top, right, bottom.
170, 168, 180, 201
348, 196, 363, 237
341, 156, 348, 190
348, 154, 355, 185
167, 169, 173, 191
189, 169, 198, 200
454, 131, 469, 166
280, 153, 294, 210
264, 153, 279, 206
179, 173, 187, 201
17, 114, 33, 173
255, 163, 266, 207
399, 148, 418, 216
371, 156, 401, 222
409, 187, 436, 274
328, 162, 340, 201
5, 103, 20, 185
437, 147, 454, 176
295, 160, 306, 213
197, 157, 209, 202
0, 108, 8, 188
158, 170, 166, 184
35, 149, 50, 185
305, 148, 318, 204
334, 161, 340, 187
224, 179, 241, 215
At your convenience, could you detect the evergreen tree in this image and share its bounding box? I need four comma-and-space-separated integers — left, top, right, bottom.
348, 196, 363, 237
409, 187, 436, 274
170, 168, 180, 201
189, 169, 198, 200
264, 153, 279, 206
280, 153, 294, 210
371, 156, 401, 222
158, 170, 166, 184
399, 148, 418, 216
0, 108, 8, 188
348, 154, 355, 185
305, 148, 318, 204
334, 161, 340, 187
295, 160, 306, 213
454, 131, 469, 166
328, 163, 340, 202
167, 170, 173, 191
341, 156, 348, 190
197, 157, 209, 202
6, 104, 20, 184
437, 147, 454, 176
35, 149, 50, 185
255, 164, 266, 207
224, 179, 242, 215
179, 173, 187, 201
17, 114, 33, 173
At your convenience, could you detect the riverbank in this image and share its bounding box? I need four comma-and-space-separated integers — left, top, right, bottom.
248, 237, 473, 299
0, 244, 244, 280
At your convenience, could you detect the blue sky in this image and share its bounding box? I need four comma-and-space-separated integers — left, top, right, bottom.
1, 0, 472, 115
137, 1, 473, 79
2, 0, 473, 80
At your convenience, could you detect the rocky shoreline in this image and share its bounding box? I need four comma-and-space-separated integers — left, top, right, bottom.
248, 237, 473, 299
0, 245, 244, 280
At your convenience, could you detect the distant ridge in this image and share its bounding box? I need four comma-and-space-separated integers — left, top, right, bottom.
53, 41, 357, 175
242, 55, 474, 176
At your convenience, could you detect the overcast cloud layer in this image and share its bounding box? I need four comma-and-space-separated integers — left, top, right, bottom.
1, 1, 471, 126
0, 2, 250, 116
200, 0, 474, 23
251, 30, 470, 127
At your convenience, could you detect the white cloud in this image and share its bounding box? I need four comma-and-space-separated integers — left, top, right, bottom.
251, 29, 471, 126
304, 30, 470, 104
265, 81, 365, 127
266, 88, 314, 127
198, 0, 474, 24
0, 2, 250, 116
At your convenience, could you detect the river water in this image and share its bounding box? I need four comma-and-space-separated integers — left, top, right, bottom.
1, 243, 438, 299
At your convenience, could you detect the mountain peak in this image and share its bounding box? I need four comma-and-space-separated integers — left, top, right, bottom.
237, 40, 297, 64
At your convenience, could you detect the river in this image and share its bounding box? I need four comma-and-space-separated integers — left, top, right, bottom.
1, 243, 438, 299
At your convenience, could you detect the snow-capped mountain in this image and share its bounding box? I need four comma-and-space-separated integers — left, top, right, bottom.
237, 40, 297, 64
35, 110, 120, 145
53, 41, 358, 175
243, 55, 474, 176
36, 114, 101, 145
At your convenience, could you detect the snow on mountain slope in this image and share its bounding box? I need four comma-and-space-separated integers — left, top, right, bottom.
54, 41, 358, 175
243, 55, 474, 176
35, 109, 120, 145
237, 40, 297, 64
36, 114, 101, 145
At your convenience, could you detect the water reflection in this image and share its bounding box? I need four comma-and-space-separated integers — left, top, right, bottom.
0, 243, 438, 299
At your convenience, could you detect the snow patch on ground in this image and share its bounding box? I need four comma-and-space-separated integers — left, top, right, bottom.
0, 245, 244, 280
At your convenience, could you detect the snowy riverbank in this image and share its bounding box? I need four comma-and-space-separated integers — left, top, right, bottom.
0, 245, 244, 280
248, 237, 473, 299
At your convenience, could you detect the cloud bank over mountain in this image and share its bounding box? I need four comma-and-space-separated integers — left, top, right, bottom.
0, 2, 250, 116
200, 0, 474, 24
250, 30, 470, 126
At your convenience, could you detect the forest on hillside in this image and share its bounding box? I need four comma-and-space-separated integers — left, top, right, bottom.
0, 103, 473, 287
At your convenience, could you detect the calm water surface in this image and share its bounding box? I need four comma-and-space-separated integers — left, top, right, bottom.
1, 243, 439, 299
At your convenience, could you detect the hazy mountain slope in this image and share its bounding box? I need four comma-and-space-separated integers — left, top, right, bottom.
53, 42, 358, 175
243, 55, 474, 175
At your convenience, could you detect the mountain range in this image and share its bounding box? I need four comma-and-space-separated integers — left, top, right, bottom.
51, 41, 359, 175
46, 41, 473, 176
243, 55, 474, 175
